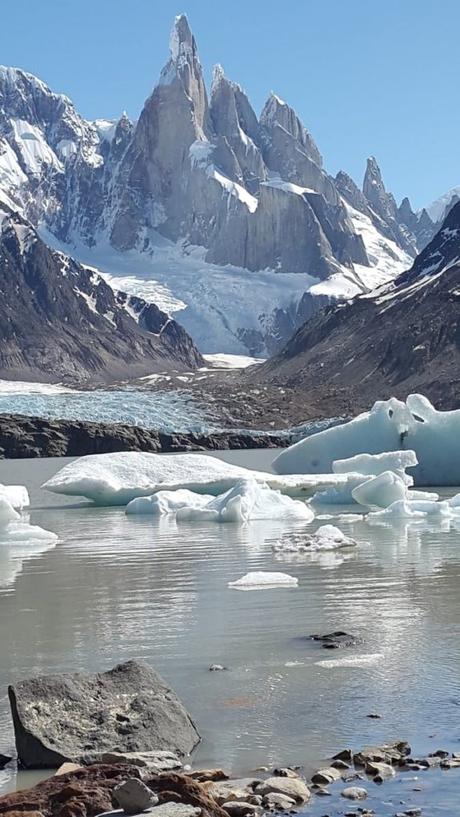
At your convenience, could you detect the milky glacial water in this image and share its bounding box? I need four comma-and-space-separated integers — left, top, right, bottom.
1, 450, 460, 798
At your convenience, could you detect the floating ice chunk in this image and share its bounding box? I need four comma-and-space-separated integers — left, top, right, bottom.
407, 489, 439, 502
333, 450, 417, 486
176, 479, 313, 524
311, 475, 367, 505
0, 496, 57, 543
126, 490, 212, 516
44, 451, 344, 506
0, 497, 20, 525
351, 471, 407, 509
228, 571, 298, 589
366, 499, 451, 521
273, 394, 460, 486
449, 493, 460, 508
273, 524, 356, 553
0, 484, 29, 509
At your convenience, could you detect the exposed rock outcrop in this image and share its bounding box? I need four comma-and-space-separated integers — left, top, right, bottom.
254, 202, 460, 412
0, 206, 202, 383
0, 414, 286, 459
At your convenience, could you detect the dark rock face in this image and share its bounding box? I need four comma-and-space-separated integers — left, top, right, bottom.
8, 660, 200, 768
255, 203, 460, 413
0, 414, 286, 459
0, 207, 202, 383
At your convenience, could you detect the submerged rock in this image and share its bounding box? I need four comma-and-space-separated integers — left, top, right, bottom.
8, 660, 200, 768
310, 631, 359, 649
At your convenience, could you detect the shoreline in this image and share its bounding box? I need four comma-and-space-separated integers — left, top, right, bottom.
0, 414, 289, 459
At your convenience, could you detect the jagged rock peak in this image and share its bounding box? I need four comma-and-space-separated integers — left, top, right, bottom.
260, 91, 322, 168
335, 170, 369, 213
168, 14, 198, 65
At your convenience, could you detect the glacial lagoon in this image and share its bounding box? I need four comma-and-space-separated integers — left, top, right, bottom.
1, 449, 460, 800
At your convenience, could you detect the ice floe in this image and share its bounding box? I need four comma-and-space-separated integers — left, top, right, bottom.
228, 571, 298, 590
333, 450, 417, 486
43, 451, 348, 506
273, 394, 460, 486
272, 524, 357, 553
367, 499, 454, 521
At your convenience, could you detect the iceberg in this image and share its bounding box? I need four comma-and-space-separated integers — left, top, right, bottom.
273, 524, 357, 553
311, 474, 368, 505
228, 571, 298, 589
43, 451, 349, 506
367, 498, 453, 521
0, 484, 29, 509
0, 496, 58, 543
175, 480, 314, 523
332, 450, 417, 486
351, 471, 407, 509
126, 490, 212, 516
273, 394, 460, 486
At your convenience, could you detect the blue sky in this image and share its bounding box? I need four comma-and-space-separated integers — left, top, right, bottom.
1, 0, 458, 209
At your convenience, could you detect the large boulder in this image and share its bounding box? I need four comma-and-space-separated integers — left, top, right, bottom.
8, 660, 200, 768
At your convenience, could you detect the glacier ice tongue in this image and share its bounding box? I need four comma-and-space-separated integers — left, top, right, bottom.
228, 571, 298, 590
273, 394, 460, 486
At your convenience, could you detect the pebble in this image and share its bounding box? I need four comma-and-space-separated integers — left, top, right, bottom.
222, 802, 261, 816
209, 664, 227, 671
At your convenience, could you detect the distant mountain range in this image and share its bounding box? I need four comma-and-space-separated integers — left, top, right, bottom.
256, 201, 460, 411
0, 14, 455, 368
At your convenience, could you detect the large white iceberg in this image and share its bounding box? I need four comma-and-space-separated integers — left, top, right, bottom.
43, 451, 350, 506
273, 394, 460, 486
228, 571, 298, 589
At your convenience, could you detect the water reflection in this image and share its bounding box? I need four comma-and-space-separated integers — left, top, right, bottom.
0, 465, 460, 781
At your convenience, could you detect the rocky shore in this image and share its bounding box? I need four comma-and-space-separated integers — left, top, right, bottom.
0, 415, 287, 459
1, 661, 460, 817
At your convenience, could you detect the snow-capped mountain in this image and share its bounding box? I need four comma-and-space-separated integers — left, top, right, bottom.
256, 201, 460, 412
0, 15, 440, 357
0, 202, 202, 383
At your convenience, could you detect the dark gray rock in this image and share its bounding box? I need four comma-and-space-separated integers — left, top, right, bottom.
0, 753, 13, 768
310, 631, 359, 649
8, 659, 200, 768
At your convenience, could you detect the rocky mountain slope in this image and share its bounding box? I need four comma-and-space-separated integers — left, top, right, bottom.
0, 203, 202, 383
255, 202, 460, 411
0, 16, 442, 356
